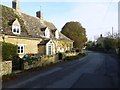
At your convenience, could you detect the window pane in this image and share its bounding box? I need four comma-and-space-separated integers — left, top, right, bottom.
21, 50, 23, 53
48, 46, 52, 55
18, 47, 20, 49
17, 29, 19, 33
18, 46, 24, 54
21, 46, 23, 49
18, 50, 20, 53
13, 29, 16, 32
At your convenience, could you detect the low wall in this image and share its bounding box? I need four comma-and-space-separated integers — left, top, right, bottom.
23, 52, 82, 70
65, 52, 79, 57
23, 55, 58, 70
1, 61, 12, 76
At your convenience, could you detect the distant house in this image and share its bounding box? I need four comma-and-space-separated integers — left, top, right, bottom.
0, 0, 73, 58
96, 34, 104, 47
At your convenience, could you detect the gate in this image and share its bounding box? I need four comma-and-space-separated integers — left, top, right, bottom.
58, 53, 63, 62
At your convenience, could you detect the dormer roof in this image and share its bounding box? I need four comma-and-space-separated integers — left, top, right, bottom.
12, 18, 20, 26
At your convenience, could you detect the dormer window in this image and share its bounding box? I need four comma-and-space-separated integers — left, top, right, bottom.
12, 18, 21, 35
45, 27, 50, 38
55, 30, 59, 39
12, 26, 20, 34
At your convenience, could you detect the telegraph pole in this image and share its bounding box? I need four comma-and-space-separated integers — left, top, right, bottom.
112, 27, 113, 38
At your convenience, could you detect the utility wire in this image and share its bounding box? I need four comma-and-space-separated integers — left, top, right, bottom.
99, 0, 113, 33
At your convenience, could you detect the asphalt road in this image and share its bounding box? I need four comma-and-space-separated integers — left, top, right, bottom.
2, 51, 119, 88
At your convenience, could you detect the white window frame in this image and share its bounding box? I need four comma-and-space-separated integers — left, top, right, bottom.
46, 43, 53, 55
17, 45, 24, 54
48, 45, 52, 55
12, 25, 21, 35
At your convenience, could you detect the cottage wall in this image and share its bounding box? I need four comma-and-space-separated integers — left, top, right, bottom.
0, 35, 42, 58
38, 45, 46, 55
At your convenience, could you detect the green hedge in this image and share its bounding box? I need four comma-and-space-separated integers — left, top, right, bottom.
2, 42, 18, 61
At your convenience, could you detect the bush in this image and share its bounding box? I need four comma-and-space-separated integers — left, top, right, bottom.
2, 42, 18, 61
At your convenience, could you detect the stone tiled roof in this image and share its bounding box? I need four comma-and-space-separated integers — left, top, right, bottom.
38, 39, 50, 45
1, 4, 73, 42
1, 5, 28, 37
21, 13, 45, 37
59, 33, 74, 42
43, 20, 57, 31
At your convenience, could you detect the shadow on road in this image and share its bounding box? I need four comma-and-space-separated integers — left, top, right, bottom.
72, 73, 113, 88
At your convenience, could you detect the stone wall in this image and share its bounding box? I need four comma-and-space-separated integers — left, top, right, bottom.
1, 61, 12, 76
65, 52, 79, 57
0, 41, 2, 77
23, 54, 58, 70
23, 52, 83, 70
0, 62, 2, 77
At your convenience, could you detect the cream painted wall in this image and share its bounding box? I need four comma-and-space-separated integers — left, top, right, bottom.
0, 35, 42, 58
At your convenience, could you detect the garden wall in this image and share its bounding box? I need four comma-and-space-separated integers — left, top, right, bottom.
1, 61, 12, 76
23, 54, 58, 70
65, 52, 79, 57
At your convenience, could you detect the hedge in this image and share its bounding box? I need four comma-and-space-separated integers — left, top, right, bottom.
2, 42, 18, 61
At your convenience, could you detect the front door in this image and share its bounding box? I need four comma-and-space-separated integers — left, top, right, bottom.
58, 53, 63, 61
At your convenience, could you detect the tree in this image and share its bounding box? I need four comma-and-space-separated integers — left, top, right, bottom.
86, 41, 93, 50
61, 21, 87, 49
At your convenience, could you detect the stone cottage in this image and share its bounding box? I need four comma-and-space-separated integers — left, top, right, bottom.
0, 0, 74, 58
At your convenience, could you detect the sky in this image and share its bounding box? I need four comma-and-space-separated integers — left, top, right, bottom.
0, 0, 119, 41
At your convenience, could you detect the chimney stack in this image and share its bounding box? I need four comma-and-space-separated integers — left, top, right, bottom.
36, 11, 42, 19
12, 0, 20, 12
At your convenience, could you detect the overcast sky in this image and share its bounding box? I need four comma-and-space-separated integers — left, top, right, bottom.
0, 0, 119, 41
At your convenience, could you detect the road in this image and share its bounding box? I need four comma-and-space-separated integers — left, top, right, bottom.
2, 51, 119, 88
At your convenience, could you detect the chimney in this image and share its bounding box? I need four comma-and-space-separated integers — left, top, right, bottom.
36, 11, 42, 19
12, 0, 20, 12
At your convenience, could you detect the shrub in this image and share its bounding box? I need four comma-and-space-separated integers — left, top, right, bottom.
2, 42, 18, 61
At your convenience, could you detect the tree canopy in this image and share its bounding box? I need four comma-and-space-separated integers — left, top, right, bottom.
61, 21, 87, 49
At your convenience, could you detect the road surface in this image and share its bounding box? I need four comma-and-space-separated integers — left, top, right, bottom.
2, 51, 119, 88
